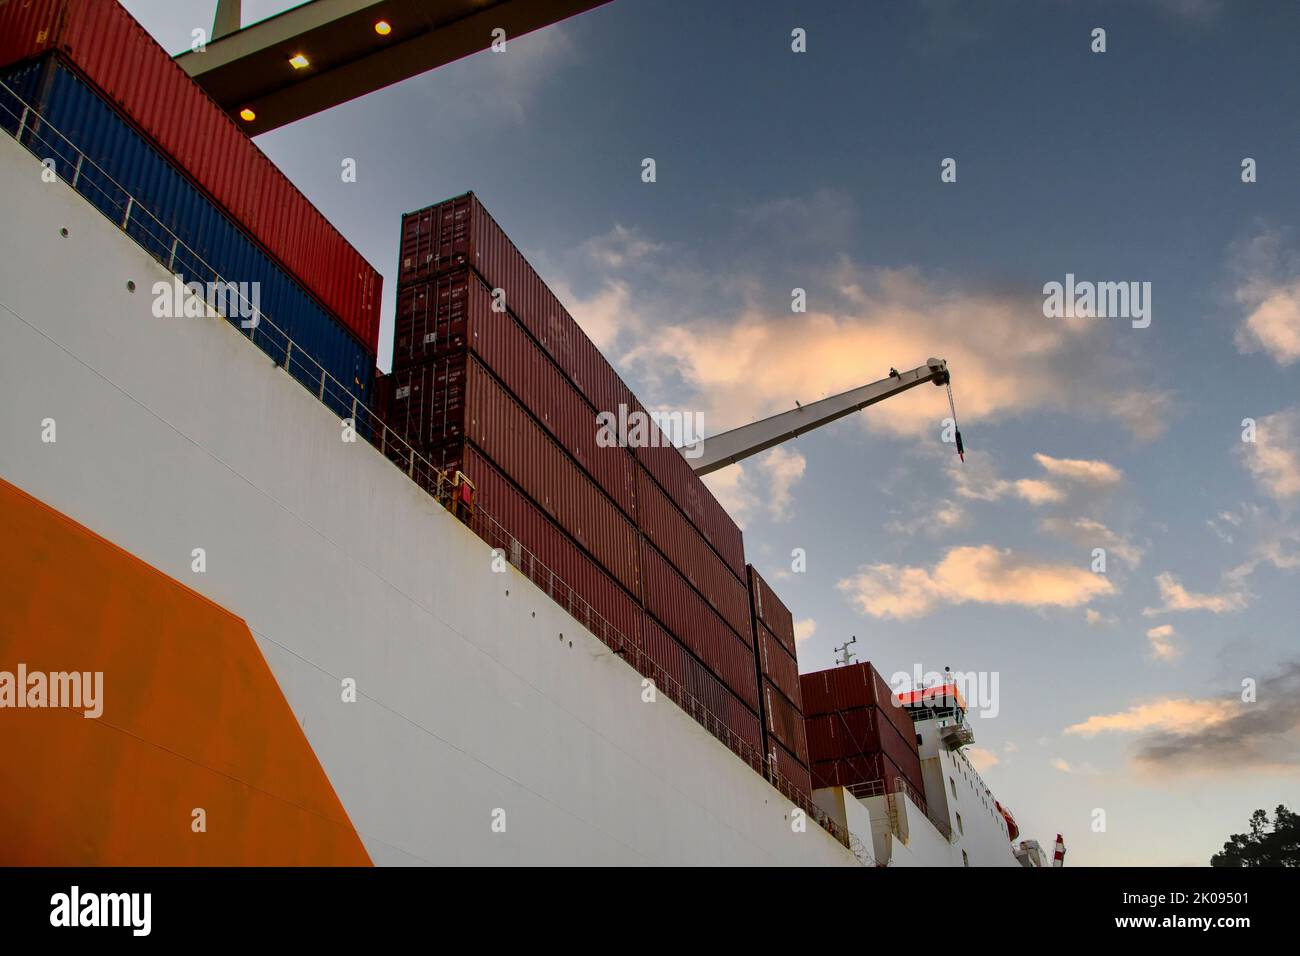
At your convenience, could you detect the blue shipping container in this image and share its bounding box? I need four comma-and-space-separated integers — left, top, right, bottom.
0, 56, 374, 423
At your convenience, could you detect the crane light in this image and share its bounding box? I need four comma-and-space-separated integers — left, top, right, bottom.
289, 53, 310, 70
239, 108, 256, 122
374, 20, 393, 36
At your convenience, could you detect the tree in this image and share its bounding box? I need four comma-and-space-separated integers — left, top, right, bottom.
1210, 805, 1300, 867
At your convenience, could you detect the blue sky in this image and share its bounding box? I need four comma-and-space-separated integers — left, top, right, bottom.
124, 0, 1300, 865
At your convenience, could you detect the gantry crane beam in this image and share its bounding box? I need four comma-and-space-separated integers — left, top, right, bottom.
682, 358, 951, 475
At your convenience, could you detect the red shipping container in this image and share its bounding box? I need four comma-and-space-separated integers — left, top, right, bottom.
392, 273, 474, 364
0, 0, 382, 352
800, 661, 913, 743
804, 707, 924, 799
640, 541, 758, 712
394, 272, 637, 520
770, 737, 812, 801
634, 412, 746, 580
399, 193, 634, 419
762, 678, 810, 766
458, 448, 641, 653
641, 614, 762, 759
635, 464, 748, 640
403, 357, 641, 598
756, 623, 801, 709
748, 566, 797, 657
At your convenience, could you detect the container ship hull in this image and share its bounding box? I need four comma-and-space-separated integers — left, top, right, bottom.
0, 132, 859, 866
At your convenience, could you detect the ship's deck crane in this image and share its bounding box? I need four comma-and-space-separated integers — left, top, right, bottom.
681, 358, 960, 475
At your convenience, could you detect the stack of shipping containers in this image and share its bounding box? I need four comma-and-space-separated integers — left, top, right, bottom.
800, 662, 927, 808
382, 193, 766, 765
0, 0, 382, 414
748, 567, 813, 797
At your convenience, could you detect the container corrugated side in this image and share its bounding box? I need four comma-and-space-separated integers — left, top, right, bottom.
459, 447, 641, 651
762, 678, 810, 765
0, 58, 374, 413
635, 463, 749, 641
748, 565, 797, 656
641, 614, 762, 760
399, 193, 635, 419
805, 706, 922, 777
409, 357, 641, 599
640, 540, 758, 712
756, 622, 801, 709
810, 752, 926, 811
635, 415, 746, 580
394, 271, 637, 520
0, 0, 382, 351
770, 738, 812, 799
864, 661, 914, 743
801, 662, 912, 741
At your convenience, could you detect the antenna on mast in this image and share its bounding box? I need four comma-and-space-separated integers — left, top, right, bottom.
833, 636, 858, 667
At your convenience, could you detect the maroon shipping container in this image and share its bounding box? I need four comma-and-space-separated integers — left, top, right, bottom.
634, 416, 746, 580
811, 752, 915, 795
640, 541, 758, 711
756, 623, 801, 710
770, 738, 812, 800
748, 566, 797, 657
0, 0, 382, 352
402, 356, 641, 598
394, 272, 637, 520
635, 464, 748, 639
762, 679, 810, 766
804, 707, 924, 798
642, 614, 762, 759
800, 661, 913, 743
810, 752, 925, 808
460, 447, 641, 652
399, 193, 635, 419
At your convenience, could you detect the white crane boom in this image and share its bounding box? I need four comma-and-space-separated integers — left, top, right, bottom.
681, 358, 951, 475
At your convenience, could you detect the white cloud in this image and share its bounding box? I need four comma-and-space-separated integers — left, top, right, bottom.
699, 446, 808, 527
1239, 407, 1300, 500
1065, 697, 1237, 736
551, 278, 632, 354
1033, 453, 1123, 486
759, 447, 806, 522
838, 545, 1115, 620
1145, 624, 1179, 661
699, 464, 753, 529
966, 747, 1000, 771
1012, 478, 1065, 506
1236, 279, 1300, 366
950, 451, 1121, 510
794, 618, 816, 645
1142, 572, 1248, 616
1086, 608, 1119, 627
581, 224, 665, 271
1050, 757, 1099, 775
605, 261, 1173, 445
1040, 517, 1144, 570
1103, 390, 1175, 441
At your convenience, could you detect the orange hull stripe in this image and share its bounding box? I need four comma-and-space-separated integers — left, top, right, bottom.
0, 476, 372, 865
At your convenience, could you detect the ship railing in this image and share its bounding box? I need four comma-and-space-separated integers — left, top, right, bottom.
464, 504, 859, 852
0, 80, 865, 858
0, 77, 452, 508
